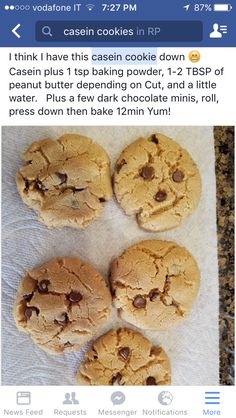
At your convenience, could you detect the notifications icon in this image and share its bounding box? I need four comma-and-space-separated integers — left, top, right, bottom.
111, 391, 126, 405
42, 26, 53, 37
158, 391, 173, 406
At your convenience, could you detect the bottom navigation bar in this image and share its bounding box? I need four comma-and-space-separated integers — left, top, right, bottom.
0, 386, 234, 418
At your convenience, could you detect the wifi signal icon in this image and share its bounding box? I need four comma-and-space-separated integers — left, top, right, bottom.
86, 4, 95, 11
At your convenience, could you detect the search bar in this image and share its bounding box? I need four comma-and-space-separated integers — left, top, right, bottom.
36, 21, 203, 42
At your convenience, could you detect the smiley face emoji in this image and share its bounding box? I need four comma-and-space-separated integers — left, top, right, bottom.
189, 50, 201, 63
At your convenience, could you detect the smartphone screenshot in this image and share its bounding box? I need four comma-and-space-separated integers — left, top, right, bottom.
0, 1, 235, 417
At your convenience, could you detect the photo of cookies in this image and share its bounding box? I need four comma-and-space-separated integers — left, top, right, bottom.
16, 134, 113, 229
1, 126, 234, 386
76, 328, 171, 386
110, 240, 200, 330
114, 133, 202, 231
14, 256, 111, 354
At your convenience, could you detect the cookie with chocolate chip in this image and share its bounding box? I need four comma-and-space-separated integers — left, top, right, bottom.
76, 328, 171, 385
16, 134, 112, 229
110, 240, 200, 330
114, 133, 201, 231
14, 257, 111, 354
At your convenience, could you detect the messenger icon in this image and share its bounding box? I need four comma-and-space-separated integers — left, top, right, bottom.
111, 391, 126, 405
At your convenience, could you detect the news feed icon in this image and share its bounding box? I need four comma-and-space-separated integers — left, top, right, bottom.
16, 391, 31, 405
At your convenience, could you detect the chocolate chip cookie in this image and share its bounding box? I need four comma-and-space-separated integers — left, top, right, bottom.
77, 328, 171, 385
16, 134, 112, 229
114, 133, 202, 231
14, 257, 111, 354
110, 240, 200, 330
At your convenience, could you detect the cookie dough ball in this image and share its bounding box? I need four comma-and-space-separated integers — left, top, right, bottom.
110, 240, 200, 330
77, 328, 171, 385
14, 257, 111, 354
16, 134, 112, 229
114, 133, 201, 231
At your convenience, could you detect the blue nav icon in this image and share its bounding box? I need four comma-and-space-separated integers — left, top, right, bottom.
204, 391, 220, 405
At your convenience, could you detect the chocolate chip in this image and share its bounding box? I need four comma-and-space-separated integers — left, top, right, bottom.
24, 179, 30, 191
172, 169, 184, 183
25, 307, 39, 319
146, 376, 157, 385
71, 200, 79, 209
64, 341, 74, 348
151, 347, 162, 356
38, 279, 50, 293
150, 134, 159, 144
99, 197, 106, 202
149, 290, 159, 302
68, 291, 83, 303
154, 191, 167, 202
23, 293, 33, 302
116, 159, 126, 173
133, 295, 146, 309
35, 179, 47, 191
118, 347, 130, 361
92, 348, 98, 359
140, 166, 155, 180
111, 372, 122, 385
54, 313, 68, 326
74, 187, 85, 192
56, 172, 67, 184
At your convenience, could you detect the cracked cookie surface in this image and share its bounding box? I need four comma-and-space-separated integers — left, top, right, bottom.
16, 134, 112, 229
110, 240, 200, 330
14, 257, 112, 354
114, 133, 202, 231
77, 328, 171, 385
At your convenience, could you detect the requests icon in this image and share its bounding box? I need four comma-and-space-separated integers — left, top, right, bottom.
63, 392, 79, 405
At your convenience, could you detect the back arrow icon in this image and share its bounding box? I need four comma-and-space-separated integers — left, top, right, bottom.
12, 23, 21, 38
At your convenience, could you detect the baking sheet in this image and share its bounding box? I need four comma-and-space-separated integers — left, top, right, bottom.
1, 126, 219, 385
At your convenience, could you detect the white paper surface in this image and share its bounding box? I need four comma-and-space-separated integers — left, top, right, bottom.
1, 126, 219, 385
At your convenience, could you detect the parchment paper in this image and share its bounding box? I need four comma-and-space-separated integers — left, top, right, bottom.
1, 126, 219, 385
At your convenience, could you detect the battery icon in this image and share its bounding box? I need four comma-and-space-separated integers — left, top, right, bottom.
213, 4, 232, 11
